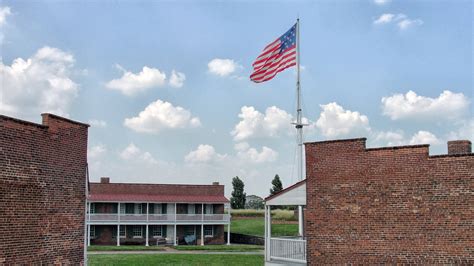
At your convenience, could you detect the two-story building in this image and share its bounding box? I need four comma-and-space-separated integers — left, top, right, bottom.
87, 177, 230, 246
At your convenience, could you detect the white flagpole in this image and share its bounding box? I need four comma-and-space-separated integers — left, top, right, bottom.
295, 18, 304, 237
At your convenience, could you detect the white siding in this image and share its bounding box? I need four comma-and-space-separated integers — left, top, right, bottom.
266, 183, 306, 206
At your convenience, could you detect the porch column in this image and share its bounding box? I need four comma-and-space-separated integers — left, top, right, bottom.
174, 203, 177, 246
227, 222, 230, 245
87, 224, 90, 246
266, 205, 272, 260
146, 203, 149, 246
264, 205, 267, 261
201, 224, 204, 246
117, 202, 120, 246
298, 205, 304, 236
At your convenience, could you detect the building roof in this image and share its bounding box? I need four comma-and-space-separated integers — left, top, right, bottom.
88, 181, 229, 203
264, 179, 306, 202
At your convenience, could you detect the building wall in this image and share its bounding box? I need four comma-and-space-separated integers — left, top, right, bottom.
0, 114, 88, 264
305, 138, 473, 265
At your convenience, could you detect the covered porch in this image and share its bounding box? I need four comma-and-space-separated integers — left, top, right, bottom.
264, 180, 307, 265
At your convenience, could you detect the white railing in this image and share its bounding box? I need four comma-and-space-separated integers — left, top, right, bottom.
89, 213, 230, 223
270, 237, 307, 263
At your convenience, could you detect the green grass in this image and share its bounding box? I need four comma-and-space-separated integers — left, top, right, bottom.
88, 245, 165, 251
228, 218, 298, 237
89, 254, 263, 266
230, 209, 297, 221
172, 244, 263, 252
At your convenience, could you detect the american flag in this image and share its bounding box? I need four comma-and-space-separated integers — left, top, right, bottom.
250, 24, 297, 83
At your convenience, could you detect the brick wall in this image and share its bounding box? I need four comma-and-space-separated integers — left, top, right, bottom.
0, 114, 88, 264
305, 138, 473, 264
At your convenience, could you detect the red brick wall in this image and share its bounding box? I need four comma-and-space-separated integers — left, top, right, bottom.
305, 138, 473, 264
0, 114, 88, 264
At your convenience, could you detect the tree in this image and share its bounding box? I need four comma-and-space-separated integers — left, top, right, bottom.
230, 176, 246, 209
270, 174, 283, 196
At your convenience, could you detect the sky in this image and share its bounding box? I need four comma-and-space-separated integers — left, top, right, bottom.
1, 0, 472, 198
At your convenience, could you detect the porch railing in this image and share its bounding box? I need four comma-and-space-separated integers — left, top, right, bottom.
270, 237, 307, 263
89, 213, 230, 223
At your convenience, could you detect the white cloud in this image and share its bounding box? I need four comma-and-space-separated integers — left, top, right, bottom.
185, 144, 227, 163
409, 131, 441, 145
0, 46, 78, 119
124, 99, 201, 134
373, 130, 406, 146
315, 102, 370, 138
373, 13, 423, 30
88, 119, 107, 128
231, 106, 293, 141
106, 66, 166, 96
120, 143, 157, 164
235, 143, 278, 163
169, 70, 186, 88
447, 119, 474, 141
0, 6, 11, 26
374, 0, 391, 5
397, 18, 423, 30
88, 144, 107, 160
381, 90, 469, 121
208, 58, 241, 76
374, 13, 395, 24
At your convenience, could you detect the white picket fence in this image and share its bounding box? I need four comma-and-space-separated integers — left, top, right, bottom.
270, 237, 307, 264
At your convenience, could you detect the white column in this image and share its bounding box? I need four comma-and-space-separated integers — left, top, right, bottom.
298, 205, 304, 236
174, 203, 177, 246
266, 206, 272, 259
146, 203, 149, 246
87, 224, 91, 246
264, 205, 267, 261
201, 224, 204, 246
227, 222, 230, 245
117, 202, 120, 246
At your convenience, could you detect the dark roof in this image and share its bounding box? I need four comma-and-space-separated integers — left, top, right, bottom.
265, 179, 306, 202
88, 182, 229, 203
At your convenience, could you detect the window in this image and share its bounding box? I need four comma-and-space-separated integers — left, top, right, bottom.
154, 204, 162, 214
119, 226, 126, 238
185, 225, 195, 236
89, 225, 96, 239
135, 204, 142, 214
112, 227, 117, 238
205, 204, 213, 214
188, 204, 195, 214
90, 203, 95, 214
204, 225, 213, 237
119, 203, 125, 214
152, 225, 162, 237
133, 226, 142, 238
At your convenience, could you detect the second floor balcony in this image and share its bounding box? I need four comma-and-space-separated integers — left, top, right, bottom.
88, 213, 231, 223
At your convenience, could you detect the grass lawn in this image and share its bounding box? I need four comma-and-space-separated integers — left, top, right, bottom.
88, 254, 263, 266
88, 245, 165, 252
228, 218, 298, 237
172, 244, 263, 252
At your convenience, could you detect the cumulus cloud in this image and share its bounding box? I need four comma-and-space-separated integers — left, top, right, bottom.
315, 102, 370, 138
447, 119, 474, 140
381, 90, 469, 121
88, 119, 107, 128
373, 13, 423, 30
88, 144, 107, 160
0, 46, 78, 119
184, 144, 227, 163
208, 58, 241, 76
169, 70, 186, 88
409, 131, 441, 145
373, 130, 406, 146
119, 143, 157, 164
106, 65, 166, 96
374, 0, 390, 5
235, 142, 278, 163
231, 106, 293, 141
0, 6, 11, 26
124, 99, 201, 134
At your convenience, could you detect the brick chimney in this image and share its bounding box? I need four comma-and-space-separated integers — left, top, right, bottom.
100, 177, 110, 184
212, 182, 219, 185
447, 140, 472, 155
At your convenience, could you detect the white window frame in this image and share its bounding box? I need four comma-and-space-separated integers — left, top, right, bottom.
90, 203, 95, 214
120, 226, 126, 238
120, 203, 125, 214
205, 204, 213, 214
204, 225, 213, 237
134, 203, 142, 215
185, 225, 196, 236
152, 225, 163, 238
90, 225, 96, 239
188, 204, 195, 215
132, 225, 142, 238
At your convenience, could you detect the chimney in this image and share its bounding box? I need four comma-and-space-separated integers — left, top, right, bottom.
212, 182, 219, 185
447, 140, 472, 155
100, 177, 110, 184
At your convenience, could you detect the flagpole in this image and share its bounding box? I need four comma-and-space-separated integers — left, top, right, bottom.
295, 18, 304, 237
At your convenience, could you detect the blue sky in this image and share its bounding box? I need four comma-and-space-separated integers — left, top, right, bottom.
1, 0, 472, 197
